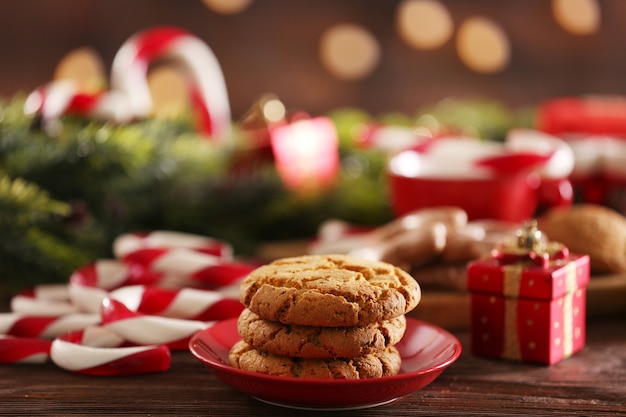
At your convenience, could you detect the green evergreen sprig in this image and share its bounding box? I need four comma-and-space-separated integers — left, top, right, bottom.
0, 95, 523, 293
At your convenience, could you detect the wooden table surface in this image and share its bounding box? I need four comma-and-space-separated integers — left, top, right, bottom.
1, 314, 624, 416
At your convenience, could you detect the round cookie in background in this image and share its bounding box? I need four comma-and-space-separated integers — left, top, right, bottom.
228, 340, 401, 379
238, 254, 421, 327
538, 204, 626, 273
237, 308, 407, 359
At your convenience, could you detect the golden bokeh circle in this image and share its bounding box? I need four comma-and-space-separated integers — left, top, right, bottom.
456, 16, 510, 74
319, 23, 381, 80
396, 0, 453, 50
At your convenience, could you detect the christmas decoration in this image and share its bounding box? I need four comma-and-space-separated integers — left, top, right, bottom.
0, 96, 231, 293
0, 26, 530, 294
25, 26, 231, 141
467, 220, 590, 365
1, 229, 249, 375
50, 328, 171, 376
270, 116, 340, 193
109, 285, 244, 321
0, 336, 52, 364
100, 298, 209, 350
0, 311, 100, 338
0, 95, 531, 293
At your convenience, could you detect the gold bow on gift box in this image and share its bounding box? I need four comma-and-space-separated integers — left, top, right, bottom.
492, 220, 569, 269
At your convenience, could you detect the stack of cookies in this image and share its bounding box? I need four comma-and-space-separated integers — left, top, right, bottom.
228, 254, 421, 379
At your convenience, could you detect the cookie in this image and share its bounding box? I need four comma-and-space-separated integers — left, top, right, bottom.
539, 204, 626, 273
228, 340, 401, 379
237, 308, 406, 359
239, 254, 421, 327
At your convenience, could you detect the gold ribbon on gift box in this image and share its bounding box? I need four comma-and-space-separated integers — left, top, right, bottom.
562, 261, 577, 358
502, 264, 523, 360
501, 260, 579, 361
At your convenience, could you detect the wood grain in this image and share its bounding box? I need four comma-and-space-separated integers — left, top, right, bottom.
1, 316, 624, 416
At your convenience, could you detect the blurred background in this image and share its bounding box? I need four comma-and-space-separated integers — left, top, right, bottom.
0, 0, 623, 118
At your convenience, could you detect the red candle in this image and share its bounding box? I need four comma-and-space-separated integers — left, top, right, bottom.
270, 116, 339, 193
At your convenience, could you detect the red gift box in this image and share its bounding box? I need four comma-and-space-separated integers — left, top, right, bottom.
467, 222, 590, 365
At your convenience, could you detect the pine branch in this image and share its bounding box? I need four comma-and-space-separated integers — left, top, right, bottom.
0, 175, 70, 226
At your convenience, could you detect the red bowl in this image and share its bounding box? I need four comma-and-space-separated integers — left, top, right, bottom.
389, 171, 547, 222
189, 317, 461, 410
388, 157, 572, 222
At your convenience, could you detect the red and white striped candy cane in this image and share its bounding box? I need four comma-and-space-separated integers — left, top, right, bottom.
23, 80, 133, 127
0, 312, 100, 339
2, 230, 249, 375
50, 327, 170, 376
111, 26, 231, 139
109, 285, 244, 321
68, 259, 162, 313
69, 259, 157, 291
11, 288, 78, 316
119, 247, 255, 289
22, 284, 71, 302
113, 230, 233, 261
25, 26, 231, 141
100, 298, 210, 350
0, 336, 52, 364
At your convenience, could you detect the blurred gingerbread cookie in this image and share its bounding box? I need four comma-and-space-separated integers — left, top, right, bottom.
538, 204, 626, 273
309, 207, 519, 291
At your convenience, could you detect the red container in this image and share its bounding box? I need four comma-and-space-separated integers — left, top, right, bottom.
387, 147, 573, 222
388, 173, 573, 222
467, 223, 590, 365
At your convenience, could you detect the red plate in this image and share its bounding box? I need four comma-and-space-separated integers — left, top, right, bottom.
189, 317, 461, 410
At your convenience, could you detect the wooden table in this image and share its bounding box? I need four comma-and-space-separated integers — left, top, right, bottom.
1, 315, 624, 416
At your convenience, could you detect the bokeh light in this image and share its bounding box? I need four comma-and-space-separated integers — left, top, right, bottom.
456, 16, 510, 74
262, 97, 286, 123
53, 47, 105, 91
147, 66, 189, 119
552, 0, 600, 35
201, 0, 253, 15
319, 23, 381, 81
396, 0, 453, 50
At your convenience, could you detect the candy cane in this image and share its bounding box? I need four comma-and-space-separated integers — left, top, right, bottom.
109, 285, 244, 321
120, 247, 255, 289
68, 255, 249, 314
0, 313, 100, 339
112, 26, 231, 139
25, 26, 231, 141
23, 80, 133, 127
26, 284, 71, 301
100, 298, 211, 350
0, 336, 52, 364
11, 289, 77, 316
113, 231, 233, 261
68, 259, 161, 314
69, 259, 150, 290
1, 229, 246, 376
50, 328, 170, 376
